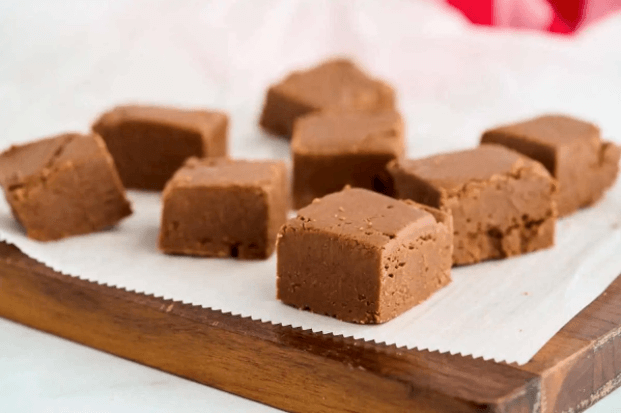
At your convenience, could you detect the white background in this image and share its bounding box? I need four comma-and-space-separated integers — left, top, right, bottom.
2, 0, 621, 411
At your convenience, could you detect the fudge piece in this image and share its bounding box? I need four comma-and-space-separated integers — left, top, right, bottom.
291, 110, 405, 208
259, 59, 395, 137
93, 105, 228, 190
159, 158, 287, 259
0, 133, 132, 241
388, 145, 557, 266
481, 115, 620, 216
277, 187, 453, 324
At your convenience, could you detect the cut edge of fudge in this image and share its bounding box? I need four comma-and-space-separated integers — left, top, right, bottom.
388, 145, 558, 265
259, 58, 396, 138
276, 187, 453, 324
0, 133, 132, 241
374, 198, 453, 323
290, 110, 405, 208
92, 104, 229, 190
158, 157, 288, 259
481, 114, 620, 216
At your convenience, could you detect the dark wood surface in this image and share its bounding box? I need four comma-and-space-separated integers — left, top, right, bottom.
0, 241, 619, 412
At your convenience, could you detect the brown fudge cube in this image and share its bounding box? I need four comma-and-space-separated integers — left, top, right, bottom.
277, 187, 453, 324
291, 110, 405, 209
159, 158, 287, 259
259, 59, 395, 137
0, 133, 132, 241
481, 115, 620, 216
93, 105, 228, 190
388, 145, 557, 266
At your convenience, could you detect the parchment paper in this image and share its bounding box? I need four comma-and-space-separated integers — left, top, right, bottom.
0, 0, 620, 364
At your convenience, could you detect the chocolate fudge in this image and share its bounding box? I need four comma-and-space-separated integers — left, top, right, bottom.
277, 187, 453, 324
388, 145, 557, 266
159, 158, 287, 259
0, 133, 132, 241
481, 115, 620, 216
291, 110, 405, 208
260, 59, 395, 137
93, 105, 228, 190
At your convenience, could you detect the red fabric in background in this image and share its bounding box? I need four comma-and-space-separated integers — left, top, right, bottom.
548, 0, 585, 33
447, 0, 493, 24
447, 0, 621, 34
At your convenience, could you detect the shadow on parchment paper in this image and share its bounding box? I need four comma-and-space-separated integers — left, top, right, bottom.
0, 213, 26, 237
232, 127, 289, 161
136, 224, 161, 253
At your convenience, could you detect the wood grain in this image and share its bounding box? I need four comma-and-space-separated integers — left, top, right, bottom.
521, 280, 621, 412
0, 241, 620, 412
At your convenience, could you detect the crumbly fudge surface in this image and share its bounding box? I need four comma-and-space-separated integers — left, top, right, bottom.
482, 115, 620, 216
159, 158, 287, 259
289, 187, 434, 247
399, 144, 537, 193
389, 145, 557, 265
277, 188, 452, 324
0, 133, 132, 241
0, 137, 69, 187
93, 105, 228, 190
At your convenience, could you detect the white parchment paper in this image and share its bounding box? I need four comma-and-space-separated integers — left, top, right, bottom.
0, 0, 620, 364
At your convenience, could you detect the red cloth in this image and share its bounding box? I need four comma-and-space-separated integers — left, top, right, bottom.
447, 0, 621, 34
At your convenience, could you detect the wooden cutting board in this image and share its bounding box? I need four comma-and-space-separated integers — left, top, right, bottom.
0, 240, 619, 413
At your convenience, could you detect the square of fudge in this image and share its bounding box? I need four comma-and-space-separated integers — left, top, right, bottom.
482, 115, 620, 216
277, 187, 453, 324
159, 158, 287, 259
291, 110, 405, 208
388, 145, 557, 266
93, 105, 228, 190
259, 59, 395, 138
0, 133, 132, 241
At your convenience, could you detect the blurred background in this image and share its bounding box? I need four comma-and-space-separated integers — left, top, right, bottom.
2, 0, 621, 161
445, 0, 621, 33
